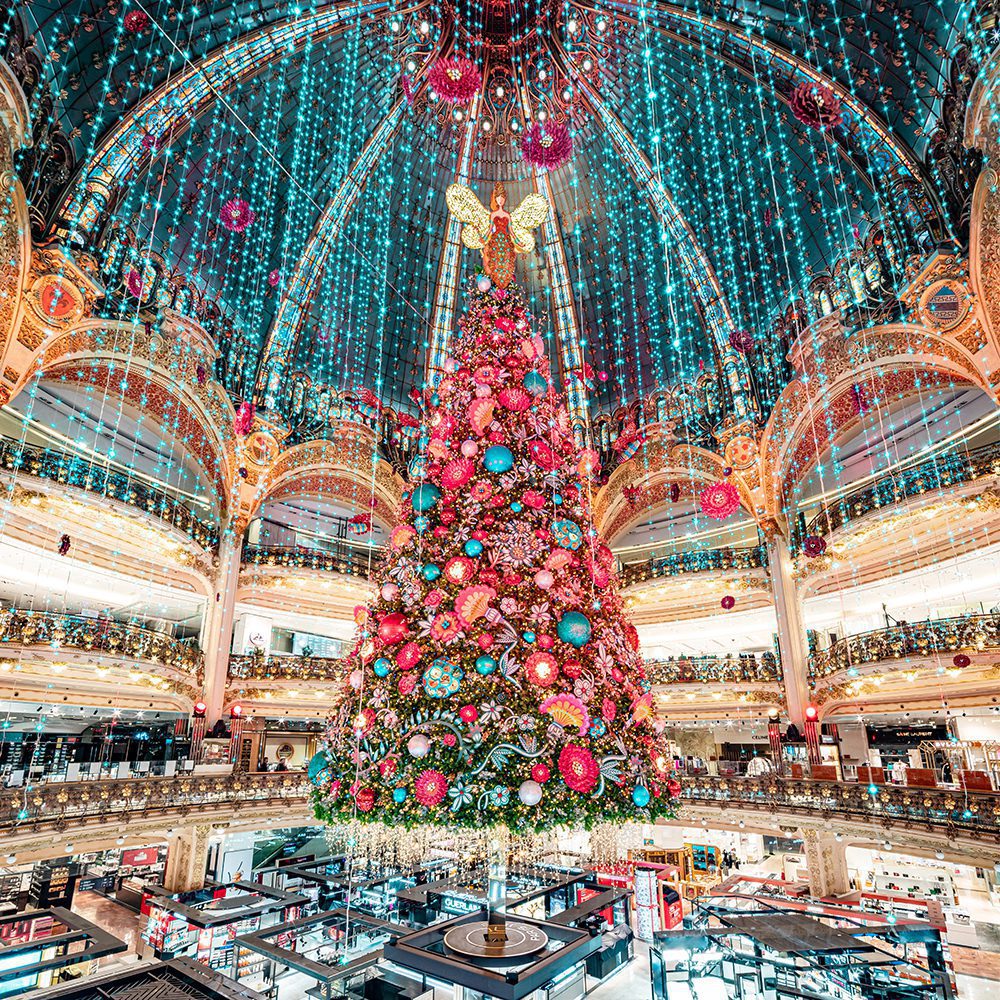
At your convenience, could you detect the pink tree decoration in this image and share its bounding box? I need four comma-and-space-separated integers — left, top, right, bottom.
789, 82, 844, 131
123, 10, 150, 33
427, 57, 481, 103
699, 481, 740, 520
521, 122, 573, 171
728, 328, 755, 353
234, 402, 255, 437
220, 198, 256, 233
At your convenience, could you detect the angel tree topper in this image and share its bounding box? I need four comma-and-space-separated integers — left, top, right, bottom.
445, 181, 549, 289
310, 249, 680, 832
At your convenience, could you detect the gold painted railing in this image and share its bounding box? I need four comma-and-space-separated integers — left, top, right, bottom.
0, 608, 202, 672
228, 652, 346, 681
646, 652, 781, 685
809, 613, 1000, 680
5, 773, 1000, 842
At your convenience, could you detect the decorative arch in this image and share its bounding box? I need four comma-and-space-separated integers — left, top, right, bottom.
26, 318, 237, 512
761, 323, 991, 513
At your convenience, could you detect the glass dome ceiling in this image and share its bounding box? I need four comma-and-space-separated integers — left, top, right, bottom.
4, 0, 979, 425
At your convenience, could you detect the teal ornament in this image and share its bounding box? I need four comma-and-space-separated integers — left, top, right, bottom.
552, 518, 583, 550
393, 787, 408, 804
483, 445, 514, 473
374, 657, 391, 677
431, 392, 440, 406
557, 611, 592, 648
414, 515, 431, 534
475, 655, 497, 675
553, 494, 563, 505
523, 371, 548, 396
411, 484, 441, 512
307, 752, 332, 786
464, 539, 484, 557
522, 631, 536, 643
409, 454, 428, 479
632, 785, 651, 807
423, 658, 463, 698
510, 501, 523, 513
422, 563, 441, 581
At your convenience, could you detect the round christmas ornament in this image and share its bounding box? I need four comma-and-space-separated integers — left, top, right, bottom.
483, 444, 514, 472
699, 481, 740, 520
518, 781, 543, 806
407, 734, 431, 758
378, 612, 409, 645
721, 595, 736, 610
557, 611, 592, 648
428, 57, 482, 103
475, 654, 497, 675
411, 484, 442, 511
953, 653, 971, 668
523, 371, 548, 396
632, 785, 651, 808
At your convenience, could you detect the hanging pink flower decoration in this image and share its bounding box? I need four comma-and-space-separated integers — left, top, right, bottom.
721, 595, 736, 610
729, 328, 755, 353
234, 401, 255, 437
521, 122, 573, 171
124, 10, 150, 33
789, 82, 843, 131
803, 535, 827, 557
268, 269, 281, 288
141, 132, 164, 152
125, 268, 144, 298
401, 74, 415, 106
427, 57, 481, 103
220, 197, 256, 233
953, 653, 971, 669
699, 481, 740, 520
763, 207, 773, 227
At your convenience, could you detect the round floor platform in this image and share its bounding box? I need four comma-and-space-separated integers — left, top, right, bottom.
443, 920, 549, 961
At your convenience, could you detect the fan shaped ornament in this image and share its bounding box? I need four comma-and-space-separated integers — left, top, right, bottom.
521, 122, 573, 171
428, 57, 482, 103
789, 82, 844, 131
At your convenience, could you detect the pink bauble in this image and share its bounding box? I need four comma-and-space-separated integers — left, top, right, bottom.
349, 669, 364, 690
378, 612, 409, 645
534, 569, 555, 590
537, 634, 555, 650
444, 357, 459, 373
461, 440, 479, 458
475, 384, 492, 398
381, 582, 400, 601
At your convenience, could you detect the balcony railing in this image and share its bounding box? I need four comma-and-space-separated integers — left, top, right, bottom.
646, 652, 781, 685
805, 441, 1000, 539
621, 546, 767, 587
5, 773, 999, 843
229, 652, 345, 681
0, 609, 202, 672
0, 438, 218, 548
809, 613, 1000, 680
242, 543, 381, 579
682, 775, 1000, 838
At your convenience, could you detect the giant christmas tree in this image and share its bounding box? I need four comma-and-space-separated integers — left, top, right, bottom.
311, 191, 680, 836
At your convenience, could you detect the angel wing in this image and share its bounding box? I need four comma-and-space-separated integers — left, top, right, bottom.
445, 184, 491, 250
509, 193, 550, 253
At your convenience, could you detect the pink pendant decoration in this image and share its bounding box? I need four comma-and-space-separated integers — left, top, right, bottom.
699, 481, 740, 520
124, 10, 150, 33
789, 82, 844, 131
521, 122, 573, 171
234, 401, 255, 437
729, 328, 755, 353
803, 535, 827, 557
220, 197, 256, 233
427, 57, 481, 103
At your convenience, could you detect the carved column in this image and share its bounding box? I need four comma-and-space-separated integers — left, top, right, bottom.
764, 523, 812, 728
201, 531, 242, 725
801, 829, 850, 899
163, 823, 214, 893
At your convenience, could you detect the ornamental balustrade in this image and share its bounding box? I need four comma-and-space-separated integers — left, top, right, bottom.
805, 441, 1000, 540
645, 652, 781, 685
0, 438, 218, 548
809, 614, 1000, 680
621, 545, 768, 587
242, 542, 381, 578
0, 608, 202, 672
228, 652, 346, 681
4, 772, 999, 841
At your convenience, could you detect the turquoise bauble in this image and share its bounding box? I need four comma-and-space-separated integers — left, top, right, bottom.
307, 752, 332, 785
483, 445, 514, 473
393, 787, 408, 804
557, 611, 592, 648
632, 785, 651, 807
374, 657, 391, 677
510, 501, 523, 513
523, 371, 548, 396
464, 539, 484, 557
422, 563, 441, 581
522, 631, 536, 643
411, 484, 441, 511
475, 655, 497, 675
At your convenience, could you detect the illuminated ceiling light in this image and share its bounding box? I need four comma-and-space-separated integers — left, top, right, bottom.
582, 58, 593, 71
496, 86, 505, 97
596, 18, 607, 32
419, 19, 430, 34
567, 18, 578, 32
481, 119, 492, 132
538, 69, 548, 81
405, 59, 416, 72
390, 20, 401, 32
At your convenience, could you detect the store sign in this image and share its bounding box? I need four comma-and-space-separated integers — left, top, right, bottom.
233, 614, 272, 656
122, 848, 156, 867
